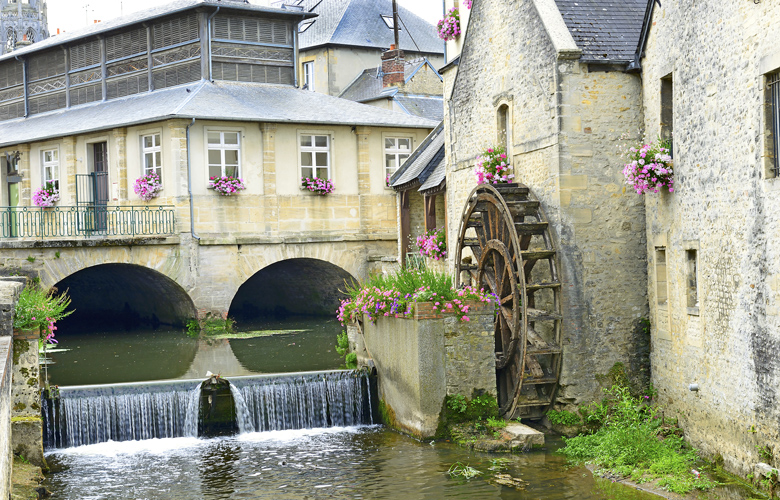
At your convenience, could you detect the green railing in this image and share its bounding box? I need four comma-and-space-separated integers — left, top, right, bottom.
0, 206, 177, 239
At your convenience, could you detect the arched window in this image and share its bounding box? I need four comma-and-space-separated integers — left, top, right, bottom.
497, 103, 509, 152
24, 27, 35, 43
5, 28, 17, 52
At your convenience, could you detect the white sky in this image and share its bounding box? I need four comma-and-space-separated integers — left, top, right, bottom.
46, 0, 443, 35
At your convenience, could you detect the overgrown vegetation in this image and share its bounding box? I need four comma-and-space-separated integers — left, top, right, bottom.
436, 392, 500, 444
559, 384, 719, 494
335, 331, 357, 369
447, 462, 482, 479
547, 409, 582, 427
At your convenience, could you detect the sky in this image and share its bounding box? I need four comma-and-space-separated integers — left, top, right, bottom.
45, 0, 443, 34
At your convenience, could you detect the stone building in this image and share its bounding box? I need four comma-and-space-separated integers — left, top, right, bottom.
444, 0, 649, 405
288, 0, 443, 97
0, 0, 48, 55
635, 0, 780, 476
0, 0, 435, 325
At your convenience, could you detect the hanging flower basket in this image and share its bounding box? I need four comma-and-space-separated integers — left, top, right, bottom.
621, 139, 674, 194
437, 8, 461, 41
463, 0, 473, 8
301, 176, 335, 195
209, 176, 246, 196
474, 146, 514, 185
32, 182, 59, 207
416, 228, 447, 261
133, 173, 162, 201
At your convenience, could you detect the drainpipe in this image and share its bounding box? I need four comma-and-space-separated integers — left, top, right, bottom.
15, 56, 27, 117
207, 7, 220, 81
186, 118, 200, 241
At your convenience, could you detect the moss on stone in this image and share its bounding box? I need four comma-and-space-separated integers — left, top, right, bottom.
26, 377, 37, 387
12, 402, 26, 412
11, 416, 41, 423
378, 399, 397, 428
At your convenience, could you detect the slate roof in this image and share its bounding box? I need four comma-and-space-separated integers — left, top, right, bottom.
339, 59, 444, 121
554, 0, 646, 63
0, 81, 437, 148
390, 121, 444, 191
0, 0, 313, 64
296, 0, 443, 55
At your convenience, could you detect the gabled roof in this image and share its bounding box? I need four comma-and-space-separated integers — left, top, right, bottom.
0, 81, 437, 148
0, 0, 313, 64
297, 0, 443, 55
394, 95, 443, 122
390, 121, 444, 191
339, 58, 440, 100
554, 0, 646, 63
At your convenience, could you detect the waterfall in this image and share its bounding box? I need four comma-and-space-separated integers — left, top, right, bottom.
42, 369, 374, 449
43, 380, 202, 449
229, 369, 373, 433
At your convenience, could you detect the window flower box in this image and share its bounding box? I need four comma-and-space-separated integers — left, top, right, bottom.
301, 176, 334, 195
475, 146, 514, 185
622, 138, 674, 194
209, 176, 246, 196
437, 8, 461, 41
133, 173, 162, 202
32, 182, 59, 207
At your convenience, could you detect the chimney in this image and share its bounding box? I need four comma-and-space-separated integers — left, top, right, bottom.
381, 44, 405, 88
15, 34, 32, 48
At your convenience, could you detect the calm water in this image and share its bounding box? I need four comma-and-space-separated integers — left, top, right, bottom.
45, 317, 344, 386
44, 428, 660, 500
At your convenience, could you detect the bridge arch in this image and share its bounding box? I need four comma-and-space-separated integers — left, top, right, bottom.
228, 258, 357, 322
54, 263, 198, 331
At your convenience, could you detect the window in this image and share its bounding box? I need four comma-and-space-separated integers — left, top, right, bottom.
497, 104, 509, 153
303, 61, 315, 91
380, 15, 400, 30
686, 249, 699, 313
660, 75, 673, 157
207, 131, 240, 179
300, 134, 330, 179
385, 137, 411, 183
655, 247, 668, 306
141, 134, 162, 178
42, 149, 59, 190
299, 20, 315, 33
768, 71, 780, 177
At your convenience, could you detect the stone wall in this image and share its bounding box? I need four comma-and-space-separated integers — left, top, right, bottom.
0, 278, 24, 499
444, 0, 648, 405
640, 0, 780, 475
357, 302, 495, 439
11, 330, 44, 468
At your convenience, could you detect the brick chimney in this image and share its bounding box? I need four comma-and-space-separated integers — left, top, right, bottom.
381, 44, 405, 88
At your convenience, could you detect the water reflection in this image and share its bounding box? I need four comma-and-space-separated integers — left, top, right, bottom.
46, 317, 344, 386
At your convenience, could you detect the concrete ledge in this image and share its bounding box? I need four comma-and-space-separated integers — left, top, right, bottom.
0, 235, 180, 249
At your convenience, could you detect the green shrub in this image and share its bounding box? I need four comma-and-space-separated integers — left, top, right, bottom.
13, 286, 72, 332
344, 352, 357, 369
335, 331, 349, 356
547, 409, 581, 427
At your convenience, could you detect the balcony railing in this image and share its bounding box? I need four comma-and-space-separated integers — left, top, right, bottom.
0, 206, 177, 239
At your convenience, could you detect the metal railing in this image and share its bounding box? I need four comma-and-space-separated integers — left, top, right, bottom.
0, 205, 177, 239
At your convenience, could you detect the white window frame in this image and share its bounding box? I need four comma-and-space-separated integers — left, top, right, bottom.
41, 148, 59, 190
141, 133, 162, 178
384, 136, 412, 185
206, 130, 241, 179
303, 61, 315, 92
299, 133, 331, 180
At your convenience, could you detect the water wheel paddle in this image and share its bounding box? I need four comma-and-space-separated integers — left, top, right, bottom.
455, 184, 562, 419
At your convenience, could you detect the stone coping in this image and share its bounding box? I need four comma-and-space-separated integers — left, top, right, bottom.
198, 233, 397, 246
0, 236, 180, 249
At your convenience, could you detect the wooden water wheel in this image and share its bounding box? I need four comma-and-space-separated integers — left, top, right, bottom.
455, 184, 563, 419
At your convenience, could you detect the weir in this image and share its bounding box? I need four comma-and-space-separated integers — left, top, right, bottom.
42, 369, 374, 449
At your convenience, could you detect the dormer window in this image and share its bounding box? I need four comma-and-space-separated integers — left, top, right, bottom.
299, 20, 315, 33
380, 15, 401, 30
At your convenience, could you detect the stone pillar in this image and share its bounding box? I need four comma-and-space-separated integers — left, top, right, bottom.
17, 144, 31, 205
261, 123, 278, 233
62, 137, 77, 205
0, 279, 24, 499
11, 329, 45, 468
356, 127, 371, 234
167, 119, 190, 233
112, 128, 128, 201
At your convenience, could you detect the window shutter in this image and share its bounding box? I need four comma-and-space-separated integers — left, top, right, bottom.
69, 40, 101, 70
106, 28, 147, 61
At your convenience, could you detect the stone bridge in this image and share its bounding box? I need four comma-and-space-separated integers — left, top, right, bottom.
0, 235, 398, 326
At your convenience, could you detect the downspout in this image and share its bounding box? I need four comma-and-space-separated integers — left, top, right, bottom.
186, 118, 200, 241
442, 0, 447, 63
207, 7, 220, 81
15, 56, 27, 117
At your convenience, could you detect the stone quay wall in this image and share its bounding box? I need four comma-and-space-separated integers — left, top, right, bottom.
444, 0, 649, 404
0, 278, 24, 499
640, 0, 780, 475
354, 302, 495, 439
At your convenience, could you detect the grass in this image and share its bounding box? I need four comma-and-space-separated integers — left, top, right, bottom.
448, 462, 482, 479
559, 384, 719, 494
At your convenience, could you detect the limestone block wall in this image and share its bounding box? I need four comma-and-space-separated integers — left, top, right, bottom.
0, 337, 10, 500
11, 331, 44, 468
640, 0, 780, 475
445, 0, 648, 404
359, 302, 495, 439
